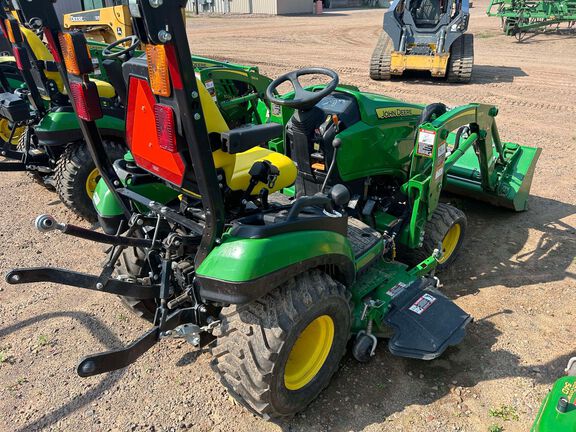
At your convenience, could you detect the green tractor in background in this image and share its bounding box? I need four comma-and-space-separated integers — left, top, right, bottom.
0, 1, 273, 221
7, 0, 541, 420
532, 357, 576, 431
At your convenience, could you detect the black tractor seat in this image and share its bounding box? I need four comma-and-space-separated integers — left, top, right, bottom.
230, 193, 347, 239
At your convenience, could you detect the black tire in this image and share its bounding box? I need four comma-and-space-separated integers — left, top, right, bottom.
447, 33, 474, 83
418, 102, 447, 125
16, 128, 54, 190
211, 270, 351, 419
370, 32, 393, 81
401, 203, 467, 272
55, 140, 125, 222
116, 244, 157, 322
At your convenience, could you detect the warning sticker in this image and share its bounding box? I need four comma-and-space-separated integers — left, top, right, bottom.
417, 129, 435, 158
386, 282, 407, 299
435, 165, 444, 180
409, 293, 437, 315
205, 80, 217, 101
271, 103, 282, 116
437, 143, 446, 158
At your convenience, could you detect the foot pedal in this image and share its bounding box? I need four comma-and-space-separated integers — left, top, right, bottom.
384, 279, 472, 360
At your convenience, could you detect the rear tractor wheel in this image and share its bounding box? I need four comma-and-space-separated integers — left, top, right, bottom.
370, 32, 393, 81
55, 140, 125, 222
0, 117, 25, 147
116, 244, 158, 322
212, 270, 351, 418
447, 33, 474, 83
402, 203, 467, 272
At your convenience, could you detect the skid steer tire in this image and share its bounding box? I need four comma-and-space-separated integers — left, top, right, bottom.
55, 140, 125, 222
16, 128, 54, 190
116, 244, 157, 323
370, 32, 393, 81
211, 270, 351, 419
447, 33, 474, 83
401, 203, 467, 272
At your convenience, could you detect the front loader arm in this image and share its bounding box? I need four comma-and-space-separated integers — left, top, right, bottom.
403, 103, 540, 247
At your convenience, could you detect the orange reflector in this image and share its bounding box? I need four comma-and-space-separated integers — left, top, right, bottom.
4, 19, 17, 43
146, 44, 171, 97
58, 32, 93, 76
311, 162, 326, 171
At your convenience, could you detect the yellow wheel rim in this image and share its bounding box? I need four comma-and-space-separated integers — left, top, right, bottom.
0, 118, 24, 145
438, 224, 461, 264
85, 168, 101, 199
284, 315, 334, 391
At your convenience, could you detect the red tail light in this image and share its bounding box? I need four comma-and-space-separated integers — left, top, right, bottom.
44, 29, 62, 63
69, 80, 103, 121
12, 47, 29, 71
154, 104, 177, 152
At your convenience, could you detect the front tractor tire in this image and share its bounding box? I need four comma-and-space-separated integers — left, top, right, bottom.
212, 270, 351, 419
370, 32, 393, 81
447, 33, 474, 83
55, 140, 125, 222
403, 203, 467, 272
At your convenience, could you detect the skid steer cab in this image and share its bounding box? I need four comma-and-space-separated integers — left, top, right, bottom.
8, 0, 527, 420
370, 0, 474, 82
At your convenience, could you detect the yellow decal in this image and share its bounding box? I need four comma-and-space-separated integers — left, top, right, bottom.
562, 381, 576, 402
376, 107, 421, 119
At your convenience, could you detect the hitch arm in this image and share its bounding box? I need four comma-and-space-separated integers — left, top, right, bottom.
77, 327, 160, 377
6, 267, 159, 299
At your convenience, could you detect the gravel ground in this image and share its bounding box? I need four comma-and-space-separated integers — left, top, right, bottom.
0, 1, 575, 431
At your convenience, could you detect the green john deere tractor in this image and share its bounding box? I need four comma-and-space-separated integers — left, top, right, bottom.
7, 0, 540, 420
532, 357, 576, 431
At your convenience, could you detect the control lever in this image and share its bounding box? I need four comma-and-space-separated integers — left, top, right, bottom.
321, 137, 342, 193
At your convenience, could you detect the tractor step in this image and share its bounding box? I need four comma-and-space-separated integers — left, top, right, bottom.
384, 278, 471, 360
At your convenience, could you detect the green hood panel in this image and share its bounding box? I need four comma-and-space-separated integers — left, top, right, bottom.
196, 230, 354, 283
36, 111, 125, 133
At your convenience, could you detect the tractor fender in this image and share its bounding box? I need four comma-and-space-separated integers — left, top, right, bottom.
34, 108, 125, 146
196, 231, 356, 304
93, 175, 180, 234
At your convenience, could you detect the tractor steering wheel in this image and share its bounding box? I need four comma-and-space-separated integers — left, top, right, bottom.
102, 36, 140, 60
266, 67, 339, 110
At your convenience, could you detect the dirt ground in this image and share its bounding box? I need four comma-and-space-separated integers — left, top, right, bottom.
1, 2, 575, 431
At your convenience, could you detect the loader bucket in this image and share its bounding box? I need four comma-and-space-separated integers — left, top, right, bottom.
445, 142, 541, 211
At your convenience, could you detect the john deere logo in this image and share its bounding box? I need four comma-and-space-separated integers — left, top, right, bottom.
376, 107, 421, 119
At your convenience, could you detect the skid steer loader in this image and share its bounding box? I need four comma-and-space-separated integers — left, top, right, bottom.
370, 0, 474, 82
63, 2, 133, 44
